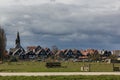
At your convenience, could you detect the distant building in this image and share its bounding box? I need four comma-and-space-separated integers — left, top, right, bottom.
112, 50, 120, 57
27, 46, 37, 52
64, 49, 74, 58
9, 32, 25, 59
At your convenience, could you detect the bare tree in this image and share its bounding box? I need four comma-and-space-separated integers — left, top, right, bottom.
51, 45, 59, 61
51, 45, 58, 54
0, 27, 7, 61
88, 50, 101, 62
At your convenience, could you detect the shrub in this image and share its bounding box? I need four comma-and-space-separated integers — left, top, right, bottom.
46, 62, 61, 68
9, 56, 18, 62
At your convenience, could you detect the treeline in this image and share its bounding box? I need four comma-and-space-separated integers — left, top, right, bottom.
0, 27, 7, 61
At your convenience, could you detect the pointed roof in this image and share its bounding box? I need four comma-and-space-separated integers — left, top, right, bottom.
16, 32, 20, 45
15, 32, 24, 52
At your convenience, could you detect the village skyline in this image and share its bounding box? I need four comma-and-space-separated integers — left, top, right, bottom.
6, 31, 119, 63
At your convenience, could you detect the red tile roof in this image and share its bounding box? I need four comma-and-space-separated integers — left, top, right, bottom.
27, 46, 37, 51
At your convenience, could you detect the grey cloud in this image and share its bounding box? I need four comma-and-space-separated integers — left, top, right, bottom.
0, 2, 120, 49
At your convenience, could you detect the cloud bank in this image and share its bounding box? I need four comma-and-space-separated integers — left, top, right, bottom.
0, 0, 120, 50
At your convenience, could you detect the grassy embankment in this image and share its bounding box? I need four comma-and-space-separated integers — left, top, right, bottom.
0, 75, 120, 80
0, 61, 119, 72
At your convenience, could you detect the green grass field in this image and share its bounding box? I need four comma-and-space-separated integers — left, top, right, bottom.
0, 61, 119, 72
0, 75, 120, 80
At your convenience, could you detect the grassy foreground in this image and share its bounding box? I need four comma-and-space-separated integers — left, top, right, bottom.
0, 61, 119, 72
0, 75, 120, 80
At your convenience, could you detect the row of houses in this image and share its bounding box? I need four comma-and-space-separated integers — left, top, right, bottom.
9, 46, 113, 61
9, 46, 51, 60
8, 32, 120, 61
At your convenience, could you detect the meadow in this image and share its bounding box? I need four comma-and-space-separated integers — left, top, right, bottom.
0, 61, 119, 72
0, 75, 120, 80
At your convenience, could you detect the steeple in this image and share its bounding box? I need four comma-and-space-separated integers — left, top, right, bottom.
15, 32, 21, 48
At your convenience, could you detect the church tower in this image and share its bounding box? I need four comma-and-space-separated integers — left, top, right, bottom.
9, 32, 25, 56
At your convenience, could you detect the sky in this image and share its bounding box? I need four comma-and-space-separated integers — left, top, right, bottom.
0, 0, 120, 50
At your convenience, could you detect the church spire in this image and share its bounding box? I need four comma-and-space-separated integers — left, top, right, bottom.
15, 32, 21, 48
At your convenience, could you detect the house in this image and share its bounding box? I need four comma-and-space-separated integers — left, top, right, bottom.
64, 49, 74, 58
26, 47, 53, 59
72, 49, 82, 58
44, 48, 53, 56
35, 48, 47, 59
9, 48, 17, 55
56, 50, 65, 58
27, 46, 37, 52
79, 49, 89, 61
12, 48, 25, 59
112, 50, 120, 61
62, 49, 67, 53
26, 51, 36, 59
45, 48, 50, 53
112, 50, 120, 57
102, 50, 112, 57
79, 49, 100, 62
35, 46, 42, 52
80, 49, 89, 56
26, 46, 44, 60
80, 49, 99, 56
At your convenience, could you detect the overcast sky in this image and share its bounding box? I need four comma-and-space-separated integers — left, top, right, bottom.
0, 0, 120, 50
